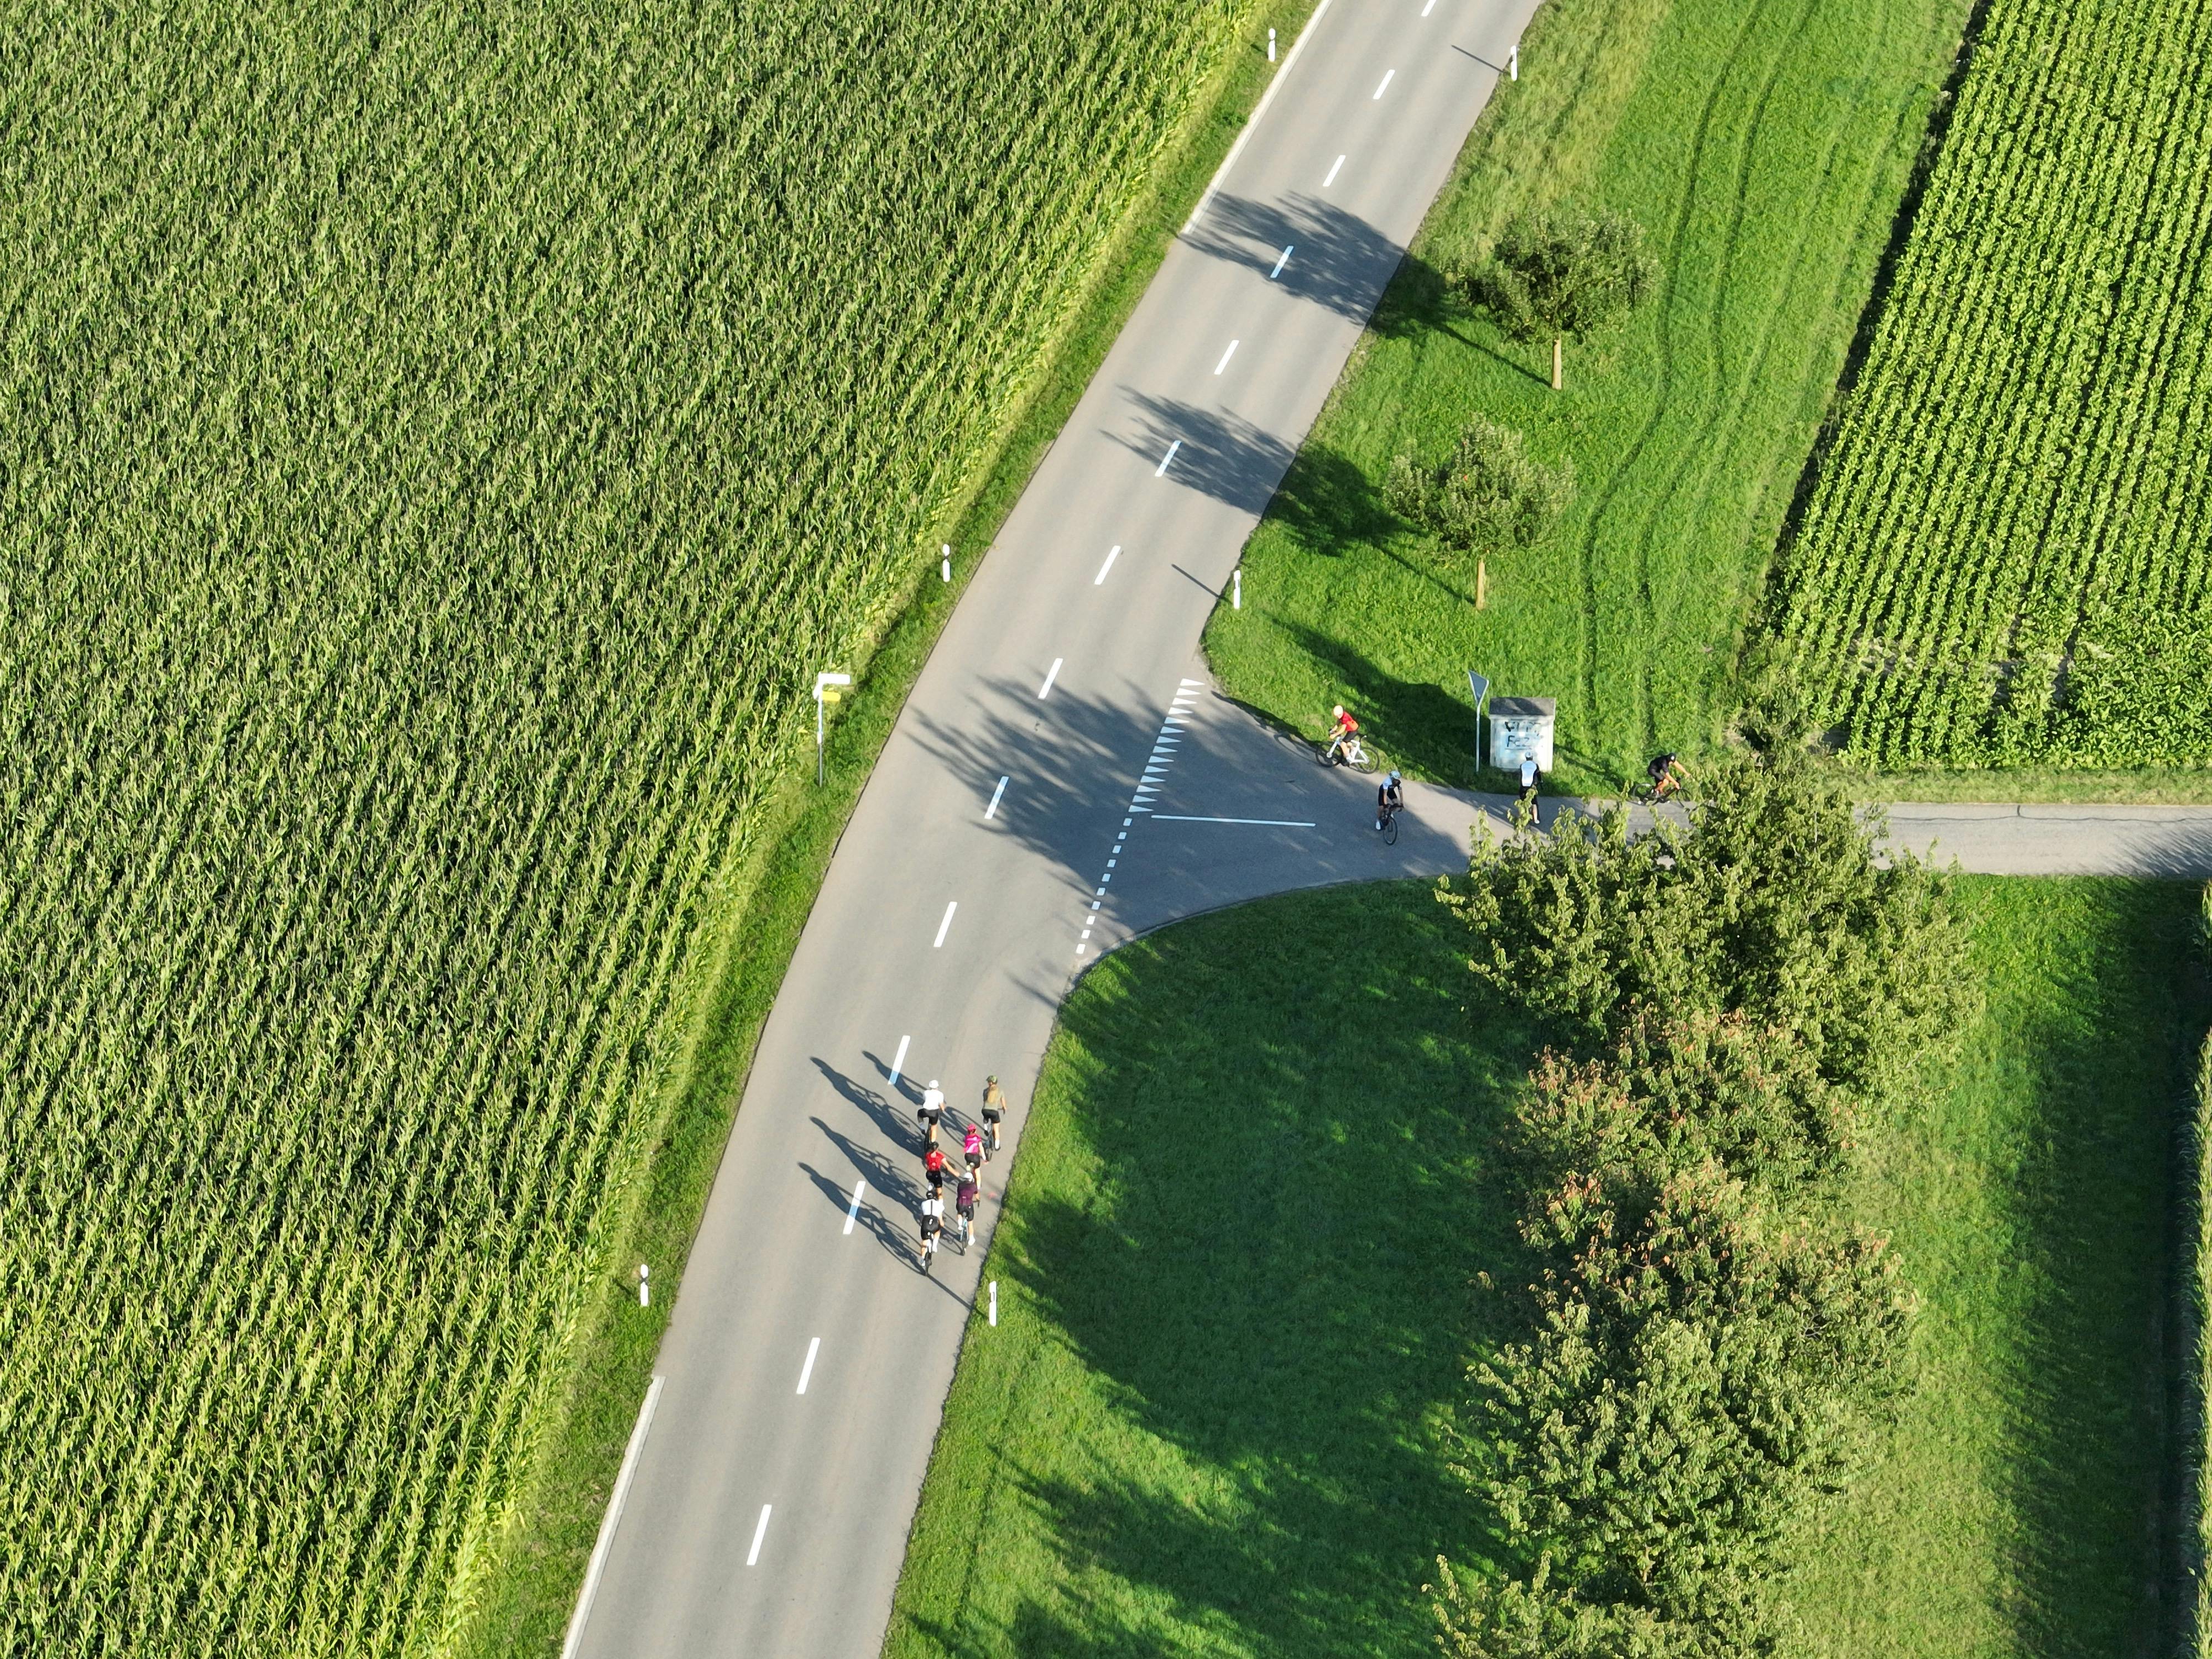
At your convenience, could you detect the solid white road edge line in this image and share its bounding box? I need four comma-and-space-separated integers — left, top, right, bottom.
1151, 815, 1319, 827
746, 1504, 773, 1568
888, 1035, 910, 1086
933, 901, 958, 948
1270, 245, 1292, 279
1214, 340, 1239, 375
1323, 154, 1345, 187
985, 776, 1008, 818
560, 1374, 664, 1659
1093, 546, 1120, 585
1037, 658, 1062, 698
844, 1180, 866, 1235
1374, 69, 1395, 98
1182, 0, 1340, 232
1155, 439, 1181, 477
796, 1338, 820, 1395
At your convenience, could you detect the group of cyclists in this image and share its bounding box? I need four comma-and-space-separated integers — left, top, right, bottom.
914, 1073, 1006, 1272
1325, 702, 1687, 818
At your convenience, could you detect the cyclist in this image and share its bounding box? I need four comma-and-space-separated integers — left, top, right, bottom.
918, 1190, 945, 1270
1376, 769, 1404, 832
1518, 755, 1540, 806
954, 1173, 979, 1243
962, 1120, 985, 1177
980, 1074, 1006, 1155
1323, 704, 1359, 763
1646, 752, 1682, 801
923, 1141, 950, 1194
916, 1078, 946, 1145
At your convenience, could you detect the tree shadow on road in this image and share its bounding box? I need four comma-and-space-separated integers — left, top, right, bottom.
1110, 392, 1296, 517
1183, 190, 1408, 330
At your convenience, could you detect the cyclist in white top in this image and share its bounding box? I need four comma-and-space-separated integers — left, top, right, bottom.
917, 1079, 947, 1145
918, 1192, 946, 1270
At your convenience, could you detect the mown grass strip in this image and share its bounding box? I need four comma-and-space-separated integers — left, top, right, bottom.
1202, 0, 1970, 792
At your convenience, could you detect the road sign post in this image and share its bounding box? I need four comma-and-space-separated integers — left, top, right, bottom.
1466, 671, 1490, 770
813, 671, 852, 784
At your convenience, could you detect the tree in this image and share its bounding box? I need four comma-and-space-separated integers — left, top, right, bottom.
1386, 416, 1573, 569
1465, 208, 1660, 389
1433, 729, 1969, 1096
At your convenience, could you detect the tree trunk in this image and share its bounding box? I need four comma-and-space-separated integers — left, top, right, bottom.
1551, 335, 1563, 390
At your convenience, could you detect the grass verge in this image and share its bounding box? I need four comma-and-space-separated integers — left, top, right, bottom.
1201, 0, 1970, 792
1781, 877, 2204, 1655
450, 8, 1322, 1651
887, 875, 2204, 1656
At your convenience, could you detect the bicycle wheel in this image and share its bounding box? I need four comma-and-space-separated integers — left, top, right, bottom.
1348, 745, 1378, 775
1383, 810, 1399, 846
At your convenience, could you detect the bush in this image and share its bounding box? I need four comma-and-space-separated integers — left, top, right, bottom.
1436, 733, 1968, 1095
1386, 417, 1575, 564
1434, 732, 1959, 1657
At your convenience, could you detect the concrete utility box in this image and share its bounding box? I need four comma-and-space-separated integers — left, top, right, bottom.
1488, 696, 1557, 773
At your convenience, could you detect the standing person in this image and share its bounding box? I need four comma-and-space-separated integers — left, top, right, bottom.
924, 1142, 950, 1195
918, 1190, 945, 1271
917, 1078, 946, 1145
1518, 755, 1540, 807
979, 1074, 1006, 1156
962, 1120, 985, 1178
954, 1172, 978, 1244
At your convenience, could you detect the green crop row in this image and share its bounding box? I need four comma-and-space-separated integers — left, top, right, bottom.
0, 2, 1261, 1652
1764, 0, 2212, 769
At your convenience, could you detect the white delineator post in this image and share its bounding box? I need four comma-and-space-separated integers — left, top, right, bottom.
1509, 44, 1518, 80
638, 1264, 649, 1308
940, 543, 951, 583
1232, 567, 1241, 610
1268, 26, 1276, 60
813, 671, 852, 784
989, 1281, 998, 1326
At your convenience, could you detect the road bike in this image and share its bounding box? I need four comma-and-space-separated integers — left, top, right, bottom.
1319, 733, 1378, 774
1377, 801, 1401, 845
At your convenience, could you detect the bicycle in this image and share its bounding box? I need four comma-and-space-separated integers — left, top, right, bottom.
1377, 800, 1401, 845
1320, 733, 1378, 774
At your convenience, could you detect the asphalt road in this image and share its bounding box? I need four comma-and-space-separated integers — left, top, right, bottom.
569, 3, 1545, 1655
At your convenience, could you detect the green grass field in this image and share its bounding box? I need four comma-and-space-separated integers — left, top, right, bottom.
889, 875, 2202, 1656
0, 4, 1289, 1652
1203, 0, 1970, 792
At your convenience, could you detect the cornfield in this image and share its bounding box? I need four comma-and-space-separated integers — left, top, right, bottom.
0, 1, 1260, 1651
1764, 0, 2212, 768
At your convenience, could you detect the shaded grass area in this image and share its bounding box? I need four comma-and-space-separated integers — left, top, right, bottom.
1204, 0, 1970, 792
890, 875, 2202, 1657
1787, 875, 2204, 1656
453, 7, 1321, 1650
885, 884, 1539, 1657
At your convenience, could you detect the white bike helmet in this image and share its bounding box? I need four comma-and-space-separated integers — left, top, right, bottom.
1332, 705, 1345, 719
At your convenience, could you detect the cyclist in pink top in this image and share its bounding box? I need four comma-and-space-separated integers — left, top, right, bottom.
962, 1121, 985, 1176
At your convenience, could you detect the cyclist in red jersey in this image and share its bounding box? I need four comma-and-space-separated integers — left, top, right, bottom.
1325, 705, 1359, 762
